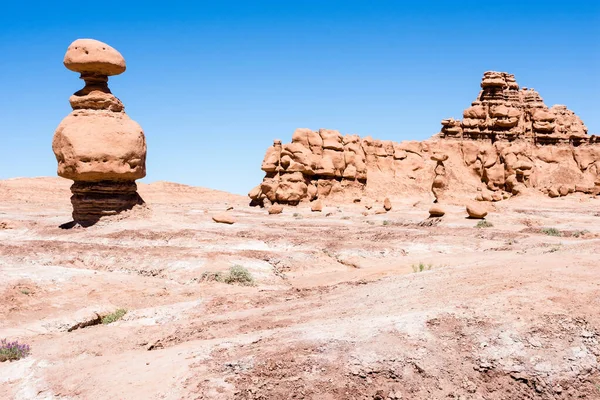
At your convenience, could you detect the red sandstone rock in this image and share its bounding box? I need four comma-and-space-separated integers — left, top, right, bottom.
268, 204, 284, 215
53, 39, 146, 226
250, 72, 599, 206
212, 213, 235, 224
429, 205, 445, 217
383, 198, 392, 211
311, 200, 323, 212
466, 203, 488, 219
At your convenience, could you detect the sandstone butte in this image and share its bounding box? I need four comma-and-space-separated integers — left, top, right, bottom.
249, 71, 599, 207
52, 39, 147, 227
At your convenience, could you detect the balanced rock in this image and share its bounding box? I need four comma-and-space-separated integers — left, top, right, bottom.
212, 213, 235, 225
466, 203, 488, 219
428, 205, 445, 217
53, 39, 146, 226
268, 204, 284, 215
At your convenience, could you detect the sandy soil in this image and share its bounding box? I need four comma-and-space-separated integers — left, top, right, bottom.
1, 177, 599, 399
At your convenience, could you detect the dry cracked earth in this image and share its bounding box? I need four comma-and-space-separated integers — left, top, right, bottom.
1, 177, 599, 399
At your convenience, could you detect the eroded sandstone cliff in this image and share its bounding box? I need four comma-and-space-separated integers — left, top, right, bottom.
250, 71, 599, 206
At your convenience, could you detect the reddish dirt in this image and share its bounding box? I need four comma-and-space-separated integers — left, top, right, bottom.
1, 177, 599, 399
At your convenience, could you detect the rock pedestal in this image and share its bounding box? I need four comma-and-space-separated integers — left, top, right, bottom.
52, 39, 146, 226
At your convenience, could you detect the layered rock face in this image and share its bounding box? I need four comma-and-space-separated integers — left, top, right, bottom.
441, 71, 591, 145
250, 72, 599, 205
53, 39, 146, 226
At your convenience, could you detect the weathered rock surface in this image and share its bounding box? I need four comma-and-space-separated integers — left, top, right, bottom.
53, 39, 147, 226
250, 71, 599, 205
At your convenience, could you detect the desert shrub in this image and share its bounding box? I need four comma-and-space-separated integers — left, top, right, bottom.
382, 220, 391, 226
102, 309, 127, 325
542, 227, 561, 237
476, 220, 493, 228
200, 271, 224, 282
293, 213, 302, 218
572, 230, 589, 238
223, 265, 255, 286
0, 339, 30, 362
412, 262, 432, 273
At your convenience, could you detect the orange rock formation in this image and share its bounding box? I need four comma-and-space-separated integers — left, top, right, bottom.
52, 39, 147, 226
250, 72, 599, 206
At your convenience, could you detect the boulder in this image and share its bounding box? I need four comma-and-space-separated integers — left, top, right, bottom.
268, 204, 284, 215
383, 197, 392, 211
466, 203, 488, 219
212, 213, 235, 225
311, 200, 323, 212
428, 205, 445, 217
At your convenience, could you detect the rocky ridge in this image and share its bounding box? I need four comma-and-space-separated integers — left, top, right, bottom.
250, 71, 599, 206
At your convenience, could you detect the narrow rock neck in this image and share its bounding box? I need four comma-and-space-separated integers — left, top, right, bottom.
70, 73, 124, 112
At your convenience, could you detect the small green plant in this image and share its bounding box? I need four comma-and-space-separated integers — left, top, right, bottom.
0, 339, 30, 362
412, 262, 433, 273
200, 271, 224, 282
382, 220, 391, 226
102, 308, 127, 325
20, 289, 30, 295
572, 230, 589, 238
293, 213, 302, 218
545, 245, 562, 253
541, 227, 561, 237
223, 265, 255, 286
476, 220, 493, 228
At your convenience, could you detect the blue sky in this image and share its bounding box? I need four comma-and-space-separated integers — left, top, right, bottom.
1, 1, 598, 194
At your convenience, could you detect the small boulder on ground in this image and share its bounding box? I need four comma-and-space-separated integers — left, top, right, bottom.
466, 203, 488, 219
268, 204, 283, 215
311, 200, 323, 212
212, 213, 235, 224
429, 205, 445, 217
548, 187, 560, 198
383, 197, 392, 211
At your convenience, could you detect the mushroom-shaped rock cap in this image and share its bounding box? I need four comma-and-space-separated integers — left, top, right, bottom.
64, 39, 126, 76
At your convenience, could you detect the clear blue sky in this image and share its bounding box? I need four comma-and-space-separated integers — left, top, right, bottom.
1, 1, 598, 194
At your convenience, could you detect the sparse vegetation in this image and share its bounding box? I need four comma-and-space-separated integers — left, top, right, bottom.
102, 308, 127, 325
382, 220, 391, 226
20, 289, 30, 295
223, 265, 255, 286
293, 213, 302, 219
572, 230, 589, 238
542, 227, 561, 237
412, 262, 433, 273
341, 216, 350, 220
476, 220, 493, 228
200, 271, 224, 282
0, 339, 30, 362
200, 265, 255, 286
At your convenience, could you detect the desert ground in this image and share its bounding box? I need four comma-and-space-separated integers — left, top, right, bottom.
1, 177, 599, 399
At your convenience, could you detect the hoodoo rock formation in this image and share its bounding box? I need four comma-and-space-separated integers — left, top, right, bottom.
250, 72, 599, 206
52, 39, 146, 226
